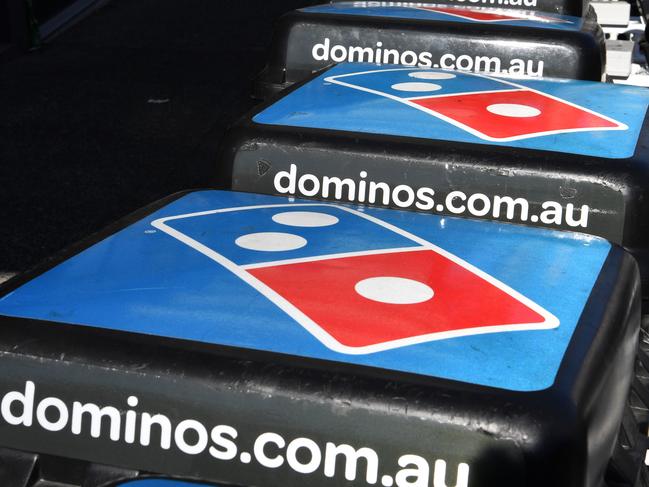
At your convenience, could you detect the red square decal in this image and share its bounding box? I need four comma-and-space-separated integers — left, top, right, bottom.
249, 249, 553, 353
411, 89, 624, 141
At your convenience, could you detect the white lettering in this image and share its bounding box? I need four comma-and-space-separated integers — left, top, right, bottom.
274, 163, 297, 194
455, 54, 473, 71
312, 38, 331, 61
1, 381, 34, 427
322, 175, 356, 200
71, 402, 121, 440
287, 437, 322, 474
565, 204, 589, 228
209, 425, 238, 460
36, 397, 69, 432
330, 45, 348, 63
418, 52, 433, 68
349, 45, 375, 63
174, 419, 209, 455
368, 181, 391, 205
124, 396, 138, 444
440, 53, 455, 69
474, 55, 501, 73
446, 191, 467, 214
467, 193, 491, 216
254, 432, 285, 468
433, 459, 470, 487
396, 454, 429, 487
400, 50, 418, 66
392, 184, 416, 208
324, 443, 379, 483
140, 412, 172, 449
492, 195, 529, 220
297, 173, 321, 197
415, 187, 435, 211
540, 201, 563, 225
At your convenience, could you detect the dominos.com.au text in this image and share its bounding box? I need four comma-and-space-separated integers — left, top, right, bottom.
1, 381, 469, 487
313, 38, 545, 77
274, 164, 590, 230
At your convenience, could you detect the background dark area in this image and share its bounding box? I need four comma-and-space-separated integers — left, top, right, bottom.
0, 2, 9, 43
32, 0, 78, 24
0, 0, 307, 273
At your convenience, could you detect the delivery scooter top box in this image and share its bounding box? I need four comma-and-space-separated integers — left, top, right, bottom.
0, 190, 640, 487
253, 1, 604, 98
222, 62, 649, 299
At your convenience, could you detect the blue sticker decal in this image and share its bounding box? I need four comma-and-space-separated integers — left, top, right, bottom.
253, 63, 649, 159
301, 2, 583, 30
0, 191, 610, 391
117, 480, 215, 487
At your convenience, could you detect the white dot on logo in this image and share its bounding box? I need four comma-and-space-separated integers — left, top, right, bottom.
391, 82, 442, 92
486, 103, 541, 118
272, 211, 339, 228
235, 232, 306, 252
408, 71, 456, 80
355, 277, 434, 305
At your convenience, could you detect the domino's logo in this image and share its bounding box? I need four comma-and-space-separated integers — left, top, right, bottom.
255, 63, 647, 158
325, 67, 627, 142
152, 203, 558, 354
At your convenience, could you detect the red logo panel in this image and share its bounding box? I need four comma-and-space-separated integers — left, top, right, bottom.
249, 249, 548, 351
412, 89, 623, 141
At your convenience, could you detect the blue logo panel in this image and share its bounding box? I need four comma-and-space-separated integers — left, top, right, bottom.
165, 205, 413, 267
301, 3, 582, 30
0, 191, 610, 391
253, 63, 649, 158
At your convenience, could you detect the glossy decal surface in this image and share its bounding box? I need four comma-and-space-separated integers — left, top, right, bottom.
253, 63, 649, 158
301, 2, 581, 29
0, 191, 610, 391
152, 203, 557, 354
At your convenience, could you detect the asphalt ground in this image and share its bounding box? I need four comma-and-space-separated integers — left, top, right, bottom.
0, 0, 306, 274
